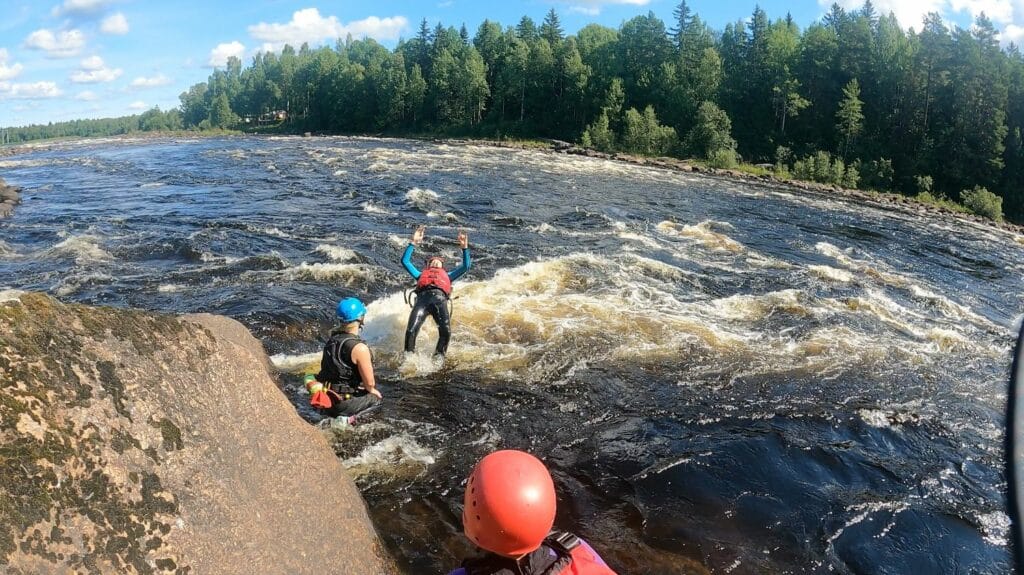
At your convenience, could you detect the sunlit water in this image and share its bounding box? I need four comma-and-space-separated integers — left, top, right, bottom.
2, 136, 1023, 574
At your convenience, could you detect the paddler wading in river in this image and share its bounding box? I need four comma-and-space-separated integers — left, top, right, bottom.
401, 225, 471, 360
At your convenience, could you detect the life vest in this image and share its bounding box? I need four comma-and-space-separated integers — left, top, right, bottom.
319, 331, 368, 388
416, 267, 452, 296
545, 532, 617, 575
460, 532, 617, 575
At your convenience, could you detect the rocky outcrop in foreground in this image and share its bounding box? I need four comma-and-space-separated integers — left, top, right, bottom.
0, 293, 397, 574
0, 179, 20, 218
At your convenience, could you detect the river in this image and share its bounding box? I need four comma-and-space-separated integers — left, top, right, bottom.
1, 136, 1022, 574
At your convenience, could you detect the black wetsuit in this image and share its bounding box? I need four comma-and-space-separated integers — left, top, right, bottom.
405, 287, 452, 356
315, 329, 381, 418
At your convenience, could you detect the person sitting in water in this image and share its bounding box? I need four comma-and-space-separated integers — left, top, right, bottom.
304, 297, 383, 424
401, 225, 471, 359
449, 449, 618, 575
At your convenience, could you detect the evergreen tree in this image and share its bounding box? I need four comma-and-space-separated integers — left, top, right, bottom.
540, 9, 564, 46
836, 78, 863, 159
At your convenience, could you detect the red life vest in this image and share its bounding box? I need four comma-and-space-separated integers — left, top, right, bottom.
549, 533, 617, 575
416, 267, 452, 295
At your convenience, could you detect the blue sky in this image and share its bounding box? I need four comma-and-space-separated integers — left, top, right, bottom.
1, 0, 1018, 128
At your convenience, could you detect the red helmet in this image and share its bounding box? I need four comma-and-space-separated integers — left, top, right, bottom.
463, 450, 557, 557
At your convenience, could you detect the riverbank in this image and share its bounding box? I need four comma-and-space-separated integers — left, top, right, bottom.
436, 137, 1024, 236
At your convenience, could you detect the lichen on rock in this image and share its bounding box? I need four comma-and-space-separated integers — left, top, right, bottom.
0, 293, 398, 574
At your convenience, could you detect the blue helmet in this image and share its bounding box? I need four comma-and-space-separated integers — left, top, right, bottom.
336, 297, 367, 323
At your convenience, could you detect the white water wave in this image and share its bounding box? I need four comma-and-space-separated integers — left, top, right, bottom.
315, 244, 357, 262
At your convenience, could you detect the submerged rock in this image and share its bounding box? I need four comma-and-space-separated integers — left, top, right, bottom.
0, 179, 20, 218
0, 293, 397, 574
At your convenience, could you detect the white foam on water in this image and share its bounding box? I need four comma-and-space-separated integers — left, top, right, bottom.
975, 510, 1010, 546
139, 182, 165, 188
54, 272, 113, 296
708, 289, 809, 322
315, 244, 357, 262
341, 432, 437, 471
815, 242, 909, 287
827, 500, 911, 544
333, 169, 348, 176
361, 201, 394, 215
157, 284, 184, 293
657, 220, 745, 253
46, 234, 112, 264
0, 240, 19, 258
908, 284, 994, 328
405, 187, 439, 206
528, 222, 557, 234
269, 351, 321, 373
809, 265, 854, 283
276, 262, 378, 283
199, 252, 242, 264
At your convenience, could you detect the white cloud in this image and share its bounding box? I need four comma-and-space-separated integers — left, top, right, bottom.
100, 12, 129, 35
821, 0, 1024, 42
52, 0, 112, 18
24, 28, 86, 58
75, 90, 98, 101
128, 100, 146, 110
248, 9, 408, 52
950, 0, 1015, 23
70, 57, 122, 83
558, 0, 650, 16
1003, 23, 1024, 43
0, 81, 62, 99
131, 74, 171, 88
0, 49, 24, 81
80, 55, 104, 70
208, 41, 245, 67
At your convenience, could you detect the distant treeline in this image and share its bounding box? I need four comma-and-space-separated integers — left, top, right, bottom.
7, 2, 1024, 222
4, 108, 181, 142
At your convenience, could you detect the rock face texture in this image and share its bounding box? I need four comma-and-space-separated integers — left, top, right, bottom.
0, 179, 20, 218
0, 294, 397, 575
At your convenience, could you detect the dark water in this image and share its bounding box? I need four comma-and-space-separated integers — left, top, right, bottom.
2, 136, 1023, 574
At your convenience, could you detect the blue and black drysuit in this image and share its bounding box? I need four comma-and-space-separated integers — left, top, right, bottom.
402, 244, 471, 356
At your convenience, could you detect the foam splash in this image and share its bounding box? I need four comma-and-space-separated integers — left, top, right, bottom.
46, 233, 112, 264
315, 244, 357, 262
809, 265, 854, 283
405, 187, 439, 206
657, 220, 745, 253
341, 432, 437, 475
361, 202, 394, 215
276, 262, 378, 283
269, 351, 321, 373
815, 242, 909, 287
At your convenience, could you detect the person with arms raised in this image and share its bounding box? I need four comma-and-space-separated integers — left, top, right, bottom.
401, 225, 471, 360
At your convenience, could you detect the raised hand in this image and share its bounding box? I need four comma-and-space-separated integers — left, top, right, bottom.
412, 225, 426, 245
457, 229, 468, 249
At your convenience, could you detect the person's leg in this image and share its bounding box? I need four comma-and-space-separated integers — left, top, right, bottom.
335, 393, 382, 419
405, 302, 429, 352
429, 297, 452, 356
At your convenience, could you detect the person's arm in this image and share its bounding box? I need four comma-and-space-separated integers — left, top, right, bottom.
351, 343, 382, 399
448, 230, 471, 282
401, 244, 421, 280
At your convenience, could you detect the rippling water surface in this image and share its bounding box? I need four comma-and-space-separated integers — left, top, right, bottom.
2, 136, 1023, 574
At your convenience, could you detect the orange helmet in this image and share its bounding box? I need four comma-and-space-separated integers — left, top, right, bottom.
463, 450, 557, 557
